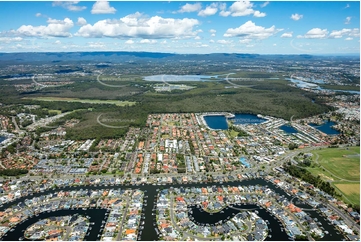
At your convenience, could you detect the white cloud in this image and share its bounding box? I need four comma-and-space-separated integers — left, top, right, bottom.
291, 13, 303, 21
344, 4, 350, 9
161, 40, 167, 44
224, 21, 282, 39
345, 16, 351, 24
211, 33, 216, 37
345, 37, 353, 41
239, 39, 252, 44
209, 29, 216, 33
260, 2, 269, 8
194, 36, 201, 40
11, 18, 74, 37
217, 39, 233, 44
273, 43, 277, 46
329, 28, 360, 39
281, 32, 293, 38
253, 10, 266, 17
300, 28, 328, 39
178, 3, 202, 13
91, 1, 116, 14
88, 42, 106, 48
198, 3, 218, 17
220, 0, 257, 17
52, 1, 86, 12
77, 17, 87, 26
35, 13, 42, 17
125, 39, 134, 44
140, 39, 157, 44
54, 40, 61, 44
0, 37, 23, 43
75, 13, 199, 39
209, 39, 215, 43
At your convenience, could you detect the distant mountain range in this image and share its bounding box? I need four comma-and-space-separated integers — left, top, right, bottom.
0, 51, 358, 63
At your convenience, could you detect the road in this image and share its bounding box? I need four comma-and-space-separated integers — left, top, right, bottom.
116, 191, 133, 240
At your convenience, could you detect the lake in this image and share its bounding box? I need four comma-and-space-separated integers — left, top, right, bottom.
143, 74, 218, 82
204, 114, 266, 130
0, 136, 6, 143
231, 114, 267, 125
309, 121, 340, 135
204, 115, 228, 130
279, 125, 298, 134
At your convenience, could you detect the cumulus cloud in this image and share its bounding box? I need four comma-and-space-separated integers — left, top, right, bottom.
77, 17, 87, 26
88, 42, 106, 48
52, 1, 86, 12
281, 32, 293, 38
220, 1, 265, 17
291, 13, 303, 21
10, 18, 74, 37
91, 1, 116, 14
0, 37, 23, 43
239, 39, 252, 44
75, 13, 199, 39
329, 28, 360, 39
345, 37, 353, 41
35, 13, 42, 17
198, 3, 218, 17
345, 16, 351, 24
217, 39, 233, 44
125, 39, 134, 44
224, 21, 282, 39
54, 40, 61, 44
140, 39, 157, 44
178, 3, 202, 13
299, 28, 328, 39
194, 36, 201, 40
253, 10, 266, 17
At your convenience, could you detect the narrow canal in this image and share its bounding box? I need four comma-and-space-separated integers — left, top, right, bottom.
0, 178, 346, 241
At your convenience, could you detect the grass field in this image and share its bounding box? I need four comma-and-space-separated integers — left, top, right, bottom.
307, 146, 360, 205
23, 97, 136, 107
309, 147, 360, 181
334, 183, 360, 205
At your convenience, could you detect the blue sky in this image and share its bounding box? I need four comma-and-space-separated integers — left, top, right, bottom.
0, 1, 359, 54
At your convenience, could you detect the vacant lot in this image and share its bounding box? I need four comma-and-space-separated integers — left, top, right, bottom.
334, 183, 360, 205
23, 97, 136, 107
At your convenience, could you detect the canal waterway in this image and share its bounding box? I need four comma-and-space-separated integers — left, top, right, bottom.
279, 125, 298, 134
0, 178, 346, 241
0, 136, 6, 143
2, 208, 108, 241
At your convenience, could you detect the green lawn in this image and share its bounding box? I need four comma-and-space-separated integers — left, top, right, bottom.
307, 147, 360, 205
23, 97, 136, 107
310, 147, 360, 181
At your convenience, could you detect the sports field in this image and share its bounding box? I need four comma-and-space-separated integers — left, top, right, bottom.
23, 97, 136, 107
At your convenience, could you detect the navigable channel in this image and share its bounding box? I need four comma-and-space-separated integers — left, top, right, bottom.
0, 178, 345, 241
